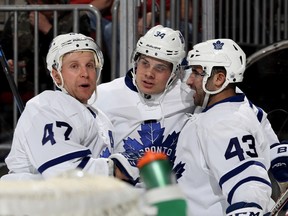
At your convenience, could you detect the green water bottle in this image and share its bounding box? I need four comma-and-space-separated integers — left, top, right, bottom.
137, 151, 187, 216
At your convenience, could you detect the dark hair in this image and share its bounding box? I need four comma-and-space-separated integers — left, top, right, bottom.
211, 66, 226, 75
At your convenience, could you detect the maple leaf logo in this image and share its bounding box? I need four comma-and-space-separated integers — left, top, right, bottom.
173, 161, 186, 180
123, 121, 184, 179
100, 147, 111, 158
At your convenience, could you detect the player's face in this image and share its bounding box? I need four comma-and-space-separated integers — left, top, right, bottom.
186, 65, 206, 106
60, 51, 97, 104
135, 55, 172, 95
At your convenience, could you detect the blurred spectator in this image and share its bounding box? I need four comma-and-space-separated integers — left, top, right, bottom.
69, 0, 194, 81
0, 0, 92, 136
70, 0, 114, 82
0, 0, 92, 98
70, 0, 91, 3
138, 0, 194, 47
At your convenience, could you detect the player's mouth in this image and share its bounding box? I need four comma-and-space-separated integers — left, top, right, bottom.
79, 83, 90, 88
142, 80, 154, 88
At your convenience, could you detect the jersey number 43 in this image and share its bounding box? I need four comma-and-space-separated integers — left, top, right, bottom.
225, 135, 258, 161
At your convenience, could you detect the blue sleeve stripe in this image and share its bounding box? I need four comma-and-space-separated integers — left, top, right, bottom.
227, 176, 272, 204
38, 149, 92, 173
270, 142, 285, 149
77, 156, 91, 169
219, 161, 267, 188
226, 201, 262, 214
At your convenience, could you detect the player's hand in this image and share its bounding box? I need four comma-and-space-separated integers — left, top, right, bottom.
7, 59, 26, 76
109, 152, 140, 186
271, 141, 288, 183
114, 165, 129, 181
7, 59, 15, 73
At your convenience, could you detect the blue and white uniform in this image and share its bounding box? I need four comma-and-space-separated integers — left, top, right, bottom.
91, 70, 195, 167
174, 93, 276, 215
2, 90, 114, 180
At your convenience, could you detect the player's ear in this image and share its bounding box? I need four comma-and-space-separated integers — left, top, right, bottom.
51, 68, 62, 86
214, 71, 226, 87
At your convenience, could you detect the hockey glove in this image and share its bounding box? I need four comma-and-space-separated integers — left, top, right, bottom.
109, 152, 141, 186
271, 140, 288, 182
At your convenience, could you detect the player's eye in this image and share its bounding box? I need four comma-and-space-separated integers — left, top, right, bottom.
70, 64, 79, 69
87, 63, 95, 69
138, 58, 150, 67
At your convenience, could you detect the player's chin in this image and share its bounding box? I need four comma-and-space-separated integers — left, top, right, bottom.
193, 94, 202, 106
77, 92, 94, 103
138, 86, 154, 95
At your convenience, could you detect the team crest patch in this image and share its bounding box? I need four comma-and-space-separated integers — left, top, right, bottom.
213, 40, 224, 50
123, 122, 179, 166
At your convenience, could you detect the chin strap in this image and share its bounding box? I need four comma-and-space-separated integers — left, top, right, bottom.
87, 90, 97, 106
50, 70, 69, 94
201, 92, 210, 109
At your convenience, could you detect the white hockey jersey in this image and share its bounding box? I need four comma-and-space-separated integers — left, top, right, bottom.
2, 90, 114, 180
90, 70, 195, 167
174, 93, 276, 215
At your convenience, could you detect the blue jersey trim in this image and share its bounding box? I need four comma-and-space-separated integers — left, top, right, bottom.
248, 100, 264, 122
38, 149, 92, 173
227, 176, 271, 204
203, 93, 245, 112
124, 69, 138, 92
226, 202, 262, 214
219, 160, 267, 188
86, 107, 96, 118
256, 107, 263, 122
77, 156, 91, 169
271, 141, 287, 149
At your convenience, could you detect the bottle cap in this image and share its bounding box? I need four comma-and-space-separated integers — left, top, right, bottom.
137, 151, 168, 169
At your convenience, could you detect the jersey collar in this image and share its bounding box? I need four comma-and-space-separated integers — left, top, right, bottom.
203, 93, 245, 112
125, 69, 138, 92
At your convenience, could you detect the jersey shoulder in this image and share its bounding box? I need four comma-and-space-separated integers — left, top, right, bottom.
26, 90, 87, 117
97, 77, 126, 94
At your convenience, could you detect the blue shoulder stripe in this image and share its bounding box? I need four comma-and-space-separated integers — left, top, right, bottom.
256, 107, 263, 122
248, 100, 263, 122
38, 149, 92, 173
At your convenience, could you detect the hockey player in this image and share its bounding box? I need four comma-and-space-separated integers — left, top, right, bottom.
1, 33, 137, 182
89, 25, 195, 171
174, 39, 277, 215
